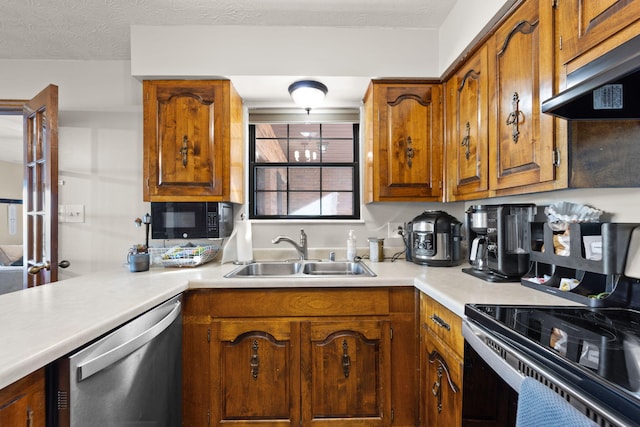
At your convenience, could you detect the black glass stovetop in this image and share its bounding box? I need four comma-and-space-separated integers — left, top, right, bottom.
465, 304, 640, 422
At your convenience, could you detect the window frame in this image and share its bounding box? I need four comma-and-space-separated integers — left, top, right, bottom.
248, 122, 361, 220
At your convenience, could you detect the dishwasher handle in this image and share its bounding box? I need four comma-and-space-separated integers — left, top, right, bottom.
77, 300, 181, 381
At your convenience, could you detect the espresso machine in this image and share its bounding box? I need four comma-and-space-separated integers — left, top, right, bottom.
463, 203, 536, 281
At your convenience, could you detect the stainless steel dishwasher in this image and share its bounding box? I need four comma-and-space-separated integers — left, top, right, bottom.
50, 294, 182, 427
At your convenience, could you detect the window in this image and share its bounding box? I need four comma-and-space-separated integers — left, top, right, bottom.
249, 122, 360, 220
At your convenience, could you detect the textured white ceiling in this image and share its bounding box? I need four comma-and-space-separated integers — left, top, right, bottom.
1, 0, 457, 60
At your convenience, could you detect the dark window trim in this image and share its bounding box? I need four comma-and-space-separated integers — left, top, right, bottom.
249, 123, 360, 220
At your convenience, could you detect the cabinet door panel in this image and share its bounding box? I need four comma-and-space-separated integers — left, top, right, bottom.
447, 45, 490, 200
425, 331, 462, 427
301, 320, 391, 426
364, 81, 443, 202
0, 368, 45, 427
558, 0, 640, 67
148, 82, 222, 197
211, 320, 300, 426
156, 90, 215, 187
381, 85, 442, 198
490, 0, 555, 191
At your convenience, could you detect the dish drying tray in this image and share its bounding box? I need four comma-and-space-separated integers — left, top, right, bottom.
149, 245, 219, 268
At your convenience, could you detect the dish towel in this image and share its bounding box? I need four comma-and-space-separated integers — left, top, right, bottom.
516, 377, 598, 427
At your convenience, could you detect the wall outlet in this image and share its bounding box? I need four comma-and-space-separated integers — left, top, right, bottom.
59, 204, 85, 223
387, 222, 404, 239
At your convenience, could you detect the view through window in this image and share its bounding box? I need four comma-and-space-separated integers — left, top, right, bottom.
249, 122, 360, 219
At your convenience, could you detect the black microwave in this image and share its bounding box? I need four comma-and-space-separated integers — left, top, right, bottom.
150, 202, 233, 239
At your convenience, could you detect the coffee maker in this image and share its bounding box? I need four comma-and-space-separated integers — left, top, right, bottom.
463, 204, 536, 281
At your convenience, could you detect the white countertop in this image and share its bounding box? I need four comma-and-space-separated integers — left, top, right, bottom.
0, 259, 578, 390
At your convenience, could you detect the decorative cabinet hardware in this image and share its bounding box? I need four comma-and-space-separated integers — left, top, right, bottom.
553, 149, 561, 167
180, 135, 189, 167
429, 314, 451, 331
429, 351, 459, 414
405, 136, 415, 168
342, 339, 351, 378
250, 340, 260, 380
461, 122, 471, 160
505, 92, 522, 143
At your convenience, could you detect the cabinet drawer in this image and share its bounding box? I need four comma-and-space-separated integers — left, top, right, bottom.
421, 293, 463, 358
204, 288, 391, 317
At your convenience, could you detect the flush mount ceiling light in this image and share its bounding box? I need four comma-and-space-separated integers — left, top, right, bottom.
288, 80, 328, 114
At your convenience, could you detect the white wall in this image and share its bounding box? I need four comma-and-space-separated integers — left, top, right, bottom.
0, 60, 146, 277
131, 25, 441, 78
438, 0, 511, 73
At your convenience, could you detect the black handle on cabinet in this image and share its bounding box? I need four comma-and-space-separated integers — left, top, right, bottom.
429, 314, 451, 331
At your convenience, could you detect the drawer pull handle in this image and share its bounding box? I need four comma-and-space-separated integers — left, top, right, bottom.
430, 314, 451, 331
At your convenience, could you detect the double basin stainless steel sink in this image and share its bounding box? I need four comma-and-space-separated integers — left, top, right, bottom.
224, 260, 376, 278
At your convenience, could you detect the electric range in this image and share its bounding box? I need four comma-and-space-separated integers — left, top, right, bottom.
464, 304, 640, 427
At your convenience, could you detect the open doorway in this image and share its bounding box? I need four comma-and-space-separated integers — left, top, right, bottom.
0, 102, 26, 294
0, 86, 61, 292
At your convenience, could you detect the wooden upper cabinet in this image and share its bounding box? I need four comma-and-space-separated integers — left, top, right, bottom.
363, 80, 443, 203
143, 80, 244, 203
488, 0, 559, 193
445, 44, 490, 201
556, 0, 640, 74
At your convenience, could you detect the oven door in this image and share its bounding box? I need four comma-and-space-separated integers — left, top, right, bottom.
463, 319, 629, 427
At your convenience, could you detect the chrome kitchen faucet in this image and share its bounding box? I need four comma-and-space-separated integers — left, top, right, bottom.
272, 229, 308, 260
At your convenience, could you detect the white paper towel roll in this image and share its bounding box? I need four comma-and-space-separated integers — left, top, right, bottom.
220, 227, 238, 264
236, 220, 254, 263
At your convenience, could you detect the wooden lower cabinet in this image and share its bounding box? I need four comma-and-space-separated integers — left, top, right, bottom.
301, 319, 391, 426
211, 319, 300, 425
0, 368, 45, 427
420, 293, 463, 427
419, 292, 518, 427
424, 330, 463, 427
183, 288, 417, 427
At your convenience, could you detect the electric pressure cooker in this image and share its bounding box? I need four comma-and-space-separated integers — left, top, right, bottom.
408, 210, 463, 266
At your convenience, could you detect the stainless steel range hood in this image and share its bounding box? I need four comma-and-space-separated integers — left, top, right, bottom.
542, 35, 640, 120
